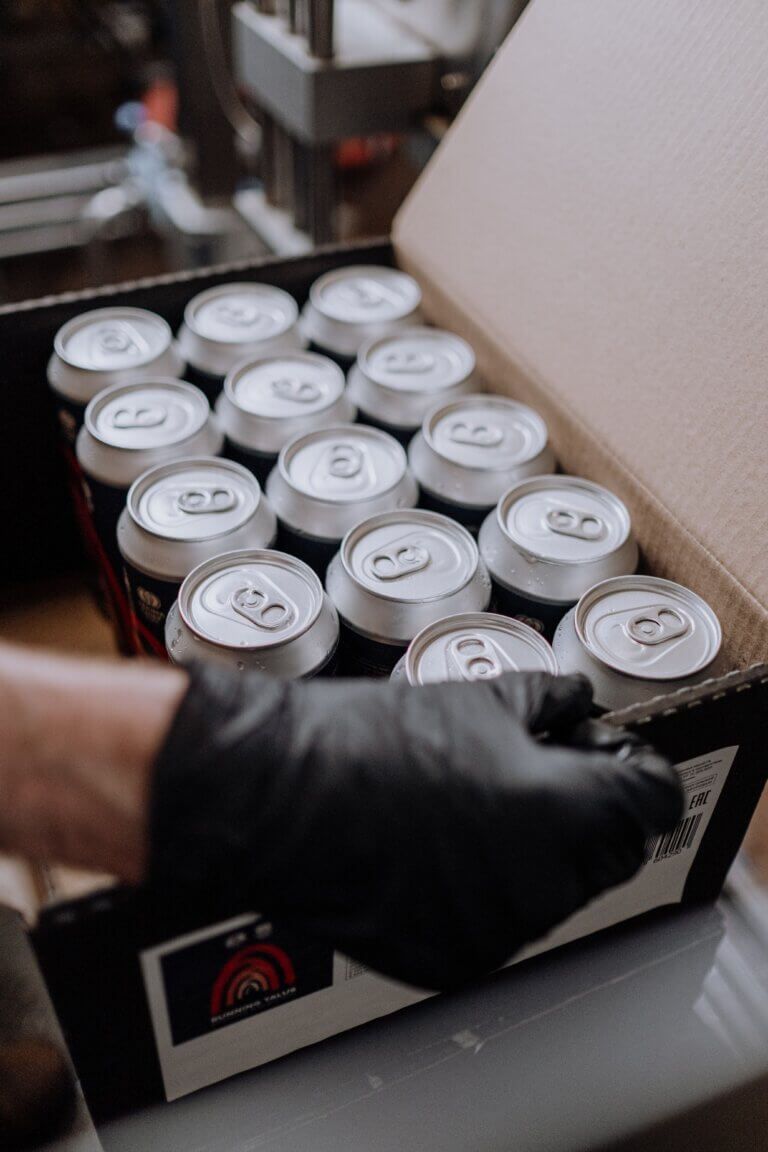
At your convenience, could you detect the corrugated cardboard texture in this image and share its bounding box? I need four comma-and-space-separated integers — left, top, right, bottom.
394, 0, 768, 668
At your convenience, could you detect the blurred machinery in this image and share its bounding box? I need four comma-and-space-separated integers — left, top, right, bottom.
0, 0, 528, 299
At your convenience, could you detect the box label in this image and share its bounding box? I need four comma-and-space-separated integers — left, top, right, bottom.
517, 745, 739, 960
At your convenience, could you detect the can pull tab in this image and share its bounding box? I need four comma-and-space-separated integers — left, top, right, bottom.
446, 635, 506, 682
270, 377, 322, 404
230, 583, 294, 631
93, 323, 148, 359
215, 301, 262, 329
339, 279, 387, 309
545, 507, 605, 541
625, 606, 689, 646
367, 543, 430, 581
111, 404, 167, 430
327, 443, 363, 479
177, 486, 237, 515
382, 352, 435, 375
447, 420, 504, 448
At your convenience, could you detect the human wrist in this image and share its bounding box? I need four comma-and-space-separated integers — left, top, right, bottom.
0, 645, 187, 881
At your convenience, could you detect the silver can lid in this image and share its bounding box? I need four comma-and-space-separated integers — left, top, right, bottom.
128, 457, 260, 542
54, 307, 173, 372
179, 549, 324, 651
86, 379, 209, 451
279, 425, 407, 504
404, 612, 558, 685
359, 328, 475, 395
184, 283, 298, 347
342, 509, 479, 602
575, 576, 722, 682
225, 353, 346, 420
425, 396, 549, 472
498, 476, 632, 563
310, 266, 421, 326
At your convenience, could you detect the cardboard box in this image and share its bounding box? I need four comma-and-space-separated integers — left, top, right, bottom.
3, 0, 767, 1120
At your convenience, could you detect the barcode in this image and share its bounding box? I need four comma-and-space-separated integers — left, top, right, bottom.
643, 813, 703, 863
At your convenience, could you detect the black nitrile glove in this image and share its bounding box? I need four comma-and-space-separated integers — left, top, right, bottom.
150, 667, 683, 990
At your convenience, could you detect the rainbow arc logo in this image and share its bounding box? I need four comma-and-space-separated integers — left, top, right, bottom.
210, 944, 296, 1015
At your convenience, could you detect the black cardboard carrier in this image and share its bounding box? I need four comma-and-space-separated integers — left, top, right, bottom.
3, 0, 768, 1122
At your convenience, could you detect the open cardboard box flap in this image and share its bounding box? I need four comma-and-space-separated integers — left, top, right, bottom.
394, 0, 768, 669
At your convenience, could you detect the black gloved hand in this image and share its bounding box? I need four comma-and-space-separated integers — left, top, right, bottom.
150, 667, 683, 990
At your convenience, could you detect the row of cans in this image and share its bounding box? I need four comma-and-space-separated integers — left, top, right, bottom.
161, 529, 723, 711
48, 264, 427, 429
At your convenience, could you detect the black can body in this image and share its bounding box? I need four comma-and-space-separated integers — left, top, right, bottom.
78, 473, 135, 653
274, 523, 339, 578
336, 621, 405, 678
491, 581, 572, 641
222, 437, 277, 487
182, 362, 224, 406
122, 561, 180, 659
416, 487, 487, 535
306, 341, 355, 373
354, 409, 415, 449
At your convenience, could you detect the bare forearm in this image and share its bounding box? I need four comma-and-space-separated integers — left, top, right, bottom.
0, 645, 187, 882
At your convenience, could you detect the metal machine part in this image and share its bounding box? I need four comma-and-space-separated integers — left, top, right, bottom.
233, 0, 529, 246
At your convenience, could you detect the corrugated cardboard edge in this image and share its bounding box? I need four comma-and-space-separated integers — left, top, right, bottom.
391, 243, 768, 671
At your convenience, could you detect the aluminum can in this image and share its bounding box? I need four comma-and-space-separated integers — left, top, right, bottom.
299, 265, 423, 365
479, 475, 639, 637
326, 509, 492, 675
76, 379, 223, 652
410, 395, 556, 531
177, 283, 306, 402
216, 352, 356, 483
48, 306, 184, 442
165, 549, 339, 678
347, 328, 479, 443
118, 457, 277, 658
390, 611, 558, 685
266, 425, 418, 574
552, 576, 724, 712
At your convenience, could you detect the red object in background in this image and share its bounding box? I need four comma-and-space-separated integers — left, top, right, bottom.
335, 134, 399, 170
143, 77, 178, 131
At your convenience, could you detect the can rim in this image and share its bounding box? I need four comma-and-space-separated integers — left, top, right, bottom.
494, 475, 632, 564
357, 327, 476, 394
54, 306, 173, 371
126, 456, 263, 544
404, 610, 558, 684
308, 265, 422, 325
178, 548, 324, 650
276, 423, 409, 506
339, 509, 480, 604
423, 395, 550, 474
573, 574, 723, 681
183, 282, 299, 344
223, 351, 346, 421
84, 378, 210, 450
